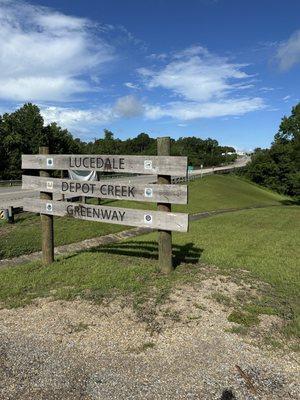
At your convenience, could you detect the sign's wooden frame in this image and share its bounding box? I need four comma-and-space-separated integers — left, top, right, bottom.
22, 175, 188, 204
22, 154, 188, 176
23, 199, 188, 232
22, 139, 189, 273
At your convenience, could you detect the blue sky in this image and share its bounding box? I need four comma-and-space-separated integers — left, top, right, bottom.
0, 0, 299, 150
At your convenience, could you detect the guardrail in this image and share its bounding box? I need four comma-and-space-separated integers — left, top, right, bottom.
171, 165, 243, 184
0, 180, 22, 186
172, 173, 208, 183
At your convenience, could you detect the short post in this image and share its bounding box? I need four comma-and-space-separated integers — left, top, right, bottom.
8, 206, 14, 223
3, 209, 9, 222
157, 137, 173, 273
39, 146, 54, 264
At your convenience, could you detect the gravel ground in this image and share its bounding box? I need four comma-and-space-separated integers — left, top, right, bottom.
0, 279, 299, 400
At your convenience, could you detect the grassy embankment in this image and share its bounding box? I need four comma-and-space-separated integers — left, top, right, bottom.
0, 175, 299, 342
0, 175, 285, 258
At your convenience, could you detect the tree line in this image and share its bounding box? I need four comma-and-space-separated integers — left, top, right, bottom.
0, 103, 236, 179
242, 103, 300, 198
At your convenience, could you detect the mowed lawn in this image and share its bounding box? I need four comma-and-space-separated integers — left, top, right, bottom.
90, 174, 285, 213
0, 214, 126, 259
0, 190, 299, 339
0, 175, 287, 259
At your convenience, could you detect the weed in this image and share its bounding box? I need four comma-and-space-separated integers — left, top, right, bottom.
228, 310, 260, 327
225, 325, 248, 335
211, 292, 232, 306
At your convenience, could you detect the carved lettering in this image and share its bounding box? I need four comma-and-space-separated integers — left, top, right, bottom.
61, 181, 135, 198
66, 204, 126, 222
68, 157, 125, 171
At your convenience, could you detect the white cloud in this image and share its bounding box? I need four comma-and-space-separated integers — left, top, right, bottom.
139, 45, 265, 121
113, 95, 144, 117
283, 95, 291, 102
146, 53, 168, 61
124, 82, 140, 89
0, 77, 90, 102
40, 95, 144, 132
144, 98, 264, 120
173, 45, 209, 59
138, 45, 250, 102
0, 0, 114, 101
41, 105, 113, 130
276, 30, 300, 71
259, 87, 275, 92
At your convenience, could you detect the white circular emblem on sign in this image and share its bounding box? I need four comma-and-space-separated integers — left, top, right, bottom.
144, 160, 152, 170
46, 181, 53, 190
46, 158, 54, 167
144, 214, 153, 224
46, 203, 53, 212
144, 187, 153, 198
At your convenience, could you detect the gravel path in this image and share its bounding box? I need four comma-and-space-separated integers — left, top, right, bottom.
0, 279, 299, 400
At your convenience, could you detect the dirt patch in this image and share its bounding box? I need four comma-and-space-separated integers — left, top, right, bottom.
0, 280, 299, 400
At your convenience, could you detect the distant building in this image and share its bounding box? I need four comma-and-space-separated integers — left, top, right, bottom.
221, 152, 236, 156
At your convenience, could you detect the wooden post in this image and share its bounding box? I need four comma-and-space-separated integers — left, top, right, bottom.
39, 146, 54, 264
157, 137, 173, 273
96, 171, 101, 205
61, 170, 65, 201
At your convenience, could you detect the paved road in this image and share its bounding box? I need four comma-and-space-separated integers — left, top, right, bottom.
189, 155, 250, 176
0, 156, 250, 209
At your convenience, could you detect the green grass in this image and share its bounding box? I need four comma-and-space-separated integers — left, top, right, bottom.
172, 206, 300, 337
227, 310, 260, 327
0, 249, 197, 310
0, 174, 298, 340
0, 213, 125, 258
90, 174, 287, 214
0, 204, 299, 339
179, 174, 286, 213
0, 175, 287, 259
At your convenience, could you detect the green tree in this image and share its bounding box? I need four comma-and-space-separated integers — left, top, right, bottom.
0, 104, 84, 179
43, 123, 83, 154
245, 103, 300, 197
0, 103, 45, 178
0, 103, 239, 179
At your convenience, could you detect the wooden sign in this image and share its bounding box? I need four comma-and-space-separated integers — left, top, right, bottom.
22, 139, 188, 273
23, 198, 189, 232
22, 175, 188, 204
22, 154, 188, 176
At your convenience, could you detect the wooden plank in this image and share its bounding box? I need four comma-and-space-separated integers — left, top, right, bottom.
22, 175, 188, 204
23, 198, 189, 232
157, 136, 173, 273
22, 154, 188, 176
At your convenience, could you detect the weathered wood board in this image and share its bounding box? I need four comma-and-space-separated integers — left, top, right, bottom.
22, 154, 188, 176
23, 198, 189, 232
22, 175, 188, 204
